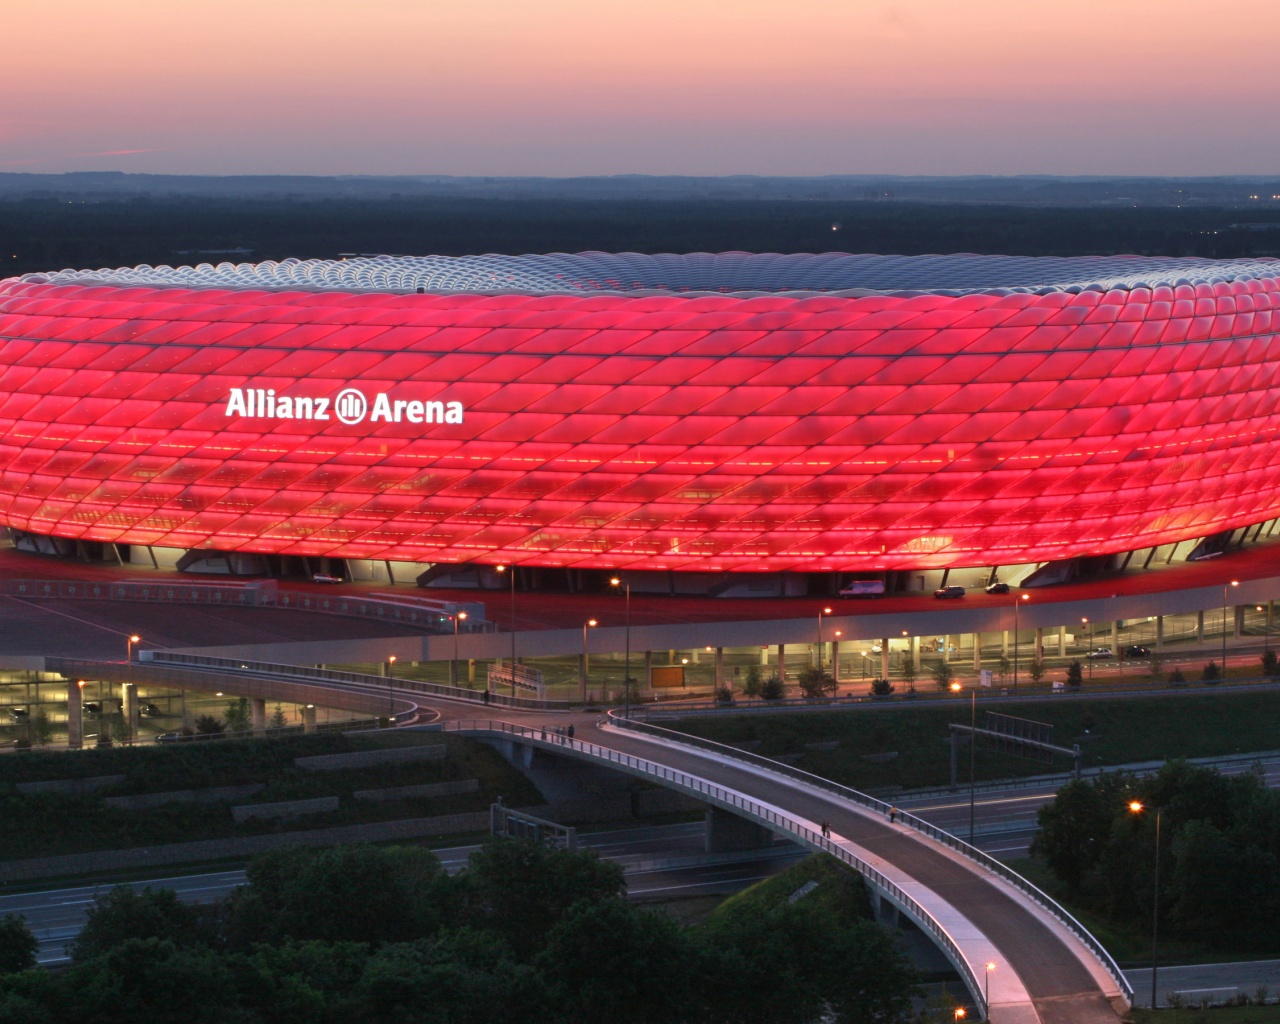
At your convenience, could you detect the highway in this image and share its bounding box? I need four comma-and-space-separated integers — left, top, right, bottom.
5, 822, 803, 965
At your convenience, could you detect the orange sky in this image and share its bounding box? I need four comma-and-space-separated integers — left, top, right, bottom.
4, 0, 1278, 175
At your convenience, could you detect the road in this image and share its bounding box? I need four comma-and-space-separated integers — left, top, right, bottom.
6, 822, 803, 965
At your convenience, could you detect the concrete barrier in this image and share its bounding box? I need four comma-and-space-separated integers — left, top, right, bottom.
232, 796, 339, 822
105, 785, 265, 810
352, 779, 479, 802
294, 746, 446, 771
16, 775, 125, 796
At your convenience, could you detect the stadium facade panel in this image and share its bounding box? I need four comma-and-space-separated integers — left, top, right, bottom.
2, 252, 1279, 573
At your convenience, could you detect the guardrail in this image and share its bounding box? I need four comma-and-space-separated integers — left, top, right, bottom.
608, 713, 1134, 1007
137, 652, 571, 711
436, 718, 988, 1018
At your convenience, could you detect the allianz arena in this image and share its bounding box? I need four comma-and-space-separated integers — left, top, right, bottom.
3, 251, 1280, 578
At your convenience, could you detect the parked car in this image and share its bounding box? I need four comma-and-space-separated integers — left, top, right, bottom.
8, 708, 29, 722
933, 585, 966, 599
312, 572, 343, 584
1122, 644, 1151, 658
82, 701, 102, 714
140, 702, 162, 718
1087, 648, 1114, 659
985, 582, 1010, 594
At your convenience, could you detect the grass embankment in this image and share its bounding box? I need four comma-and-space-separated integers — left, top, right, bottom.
667, 690, 1280, 793
1130, 1007, 1280, 1024
0, 732, 542, 861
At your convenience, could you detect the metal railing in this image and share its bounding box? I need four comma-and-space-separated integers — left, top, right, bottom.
436, 718, 987, 1018
138, 652, 571, 711
607, 713, 1134, 1006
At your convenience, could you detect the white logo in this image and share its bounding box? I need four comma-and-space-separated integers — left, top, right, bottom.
334, 388, 368, 425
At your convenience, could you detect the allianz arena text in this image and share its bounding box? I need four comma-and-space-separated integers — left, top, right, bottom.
3, 251, 1280, 574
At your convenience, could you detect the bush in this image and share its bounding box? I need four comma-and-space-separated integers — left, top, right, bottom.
759, 673, 786, 702
0, 914, 37, 973
1261, 650, 1279, 678
1148, 653, 1163, 679
1202, 661, 1222, 683
931, 659, 955, 691
1066, 660, 1084, 689
1028, 657, 1046, 685
795, 668, 836, 700
193, 715, 225, 736
742, 664, 762, 699
870, 677, 894, 697
714, 685, 734, 705
899, 652, 917, 692
1168, 668, 1186, 685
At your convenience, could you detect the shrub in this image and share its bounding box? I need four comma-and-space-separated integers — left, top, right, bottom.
899, 652, 917, 692
796, 668, 837, 700
1202, 661, 1221, 683
870, 677, 894, 697
1066, 660, 1084, 689
714, 685, 734, 705
1168, 668, 1186, 685
931, 659, 955, 691
742, 663, 762, 699
759, 673, 785, 701
1261, 650, 1279, 678
193, 715, 225, 736
1027, 657, 1046, 685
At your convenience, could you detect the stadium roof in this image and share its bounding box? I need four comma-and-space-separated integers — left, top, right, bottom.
21, 251, 1280, 298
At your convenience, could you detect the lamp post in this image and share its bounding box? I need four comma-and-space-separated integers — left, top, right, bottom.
610, 577, 632, 717
1129, 800, 1162, 1010
126, 634, 140, 663
1013, 594, 1028, 692
954, 1008, 966, 1023
496, 564, 517, 696
1259, 605, 1269, 658
581, 618, 597, 702
984, 962, 996, 1020
452, 611, 467, 685
952, 682, 977, 843
832, 630, 842, 686
861, 651, 868, 680
1082, 617, 1091, 680
817, 607, 832, 675
1222, 579, 1239, 678
386, 655, 397, 721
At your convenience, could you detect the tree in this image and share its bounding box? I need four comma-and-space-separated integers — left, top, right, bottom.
1148, 652, 1163, 679
1066, 660, 1084, 689
996, 653, 1011, 687
869, 677, 894, 697
270, 704, 289, 729
69, 886, 209, 964
1029, 776, 1131, 893
0, 915, 37, 974
759, 673, 785, 702
1167, 667, 1186, 684
1027, 656, 1045, 685
899, 652, 917, 693
1202, 660, 1221, 683
224, 697, 251, 734
30, 712, 54, 748
796, 667, 836, 700
931, 659, 954, 691
193, 714, 224, 736
1261, 650, 1279, 678
742, 663, 763, 699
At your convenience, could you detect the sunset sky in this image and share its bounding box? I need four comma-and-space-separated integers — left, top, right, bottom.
4, 0, 1278, 177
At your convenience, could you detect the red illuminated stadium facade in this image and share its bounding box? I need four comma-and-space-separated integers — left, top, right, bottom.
3, 252, 1280, 581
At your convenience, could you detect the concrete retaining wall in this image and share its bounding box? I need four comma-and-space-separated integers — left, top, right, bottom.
352, 779, 479, 802
16, 775, 125, 796
232, 796, 339, 822
294, 746, 446, 771
104, 785, 264, 810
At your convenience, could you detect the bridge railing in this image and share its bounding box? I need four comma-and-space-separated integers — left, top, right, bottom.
609, 713, 1134, 1006
437, 718, 987, 1018
136, 652, 571, 711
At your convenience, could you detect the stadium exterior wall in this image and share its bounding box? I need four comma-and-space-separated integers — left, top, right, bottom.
3, 259, 1280, 574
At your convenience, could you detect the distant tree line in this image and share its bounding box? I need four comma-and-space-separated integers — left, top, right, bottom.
3, 197, 1278, 277
0, 840, 918, 1023
1030, 760, 1280, 953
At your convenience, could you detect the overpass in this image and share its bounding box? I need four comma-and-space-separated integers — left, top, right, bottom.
40, 654, 1130, 1024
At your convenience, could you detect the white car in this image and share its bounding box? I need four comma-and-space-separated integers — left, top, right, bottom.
312, 573, 343, 584
1086, 647, 1114, 659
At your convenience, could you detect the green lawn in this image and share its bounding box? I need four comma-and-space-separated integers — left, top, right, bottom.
666, 689, 1280, 793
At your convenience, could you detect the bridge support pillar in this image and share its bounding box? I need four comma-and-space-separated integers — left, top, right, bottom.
1234, 604, 1243, 638
1001, 629, 1009, 656
704, 809, 774, 853
1197, 610, 1205, 641
121, 683, 139, 744
941, 635, 950, 663
1111, 621, 1119, 656
715, 647, 725, 692
776, 644, 786, 682
1034, 627, 1044, 660
973, 634, 982, 672
910, 635, 920, 673
880, 639, 890, 681
830, 641, 839, 683
302, 705, 317, 733
66, 685, 83, 750
868, 888, 900, 928
1156, 615, 1165, 650
251, 698, 266, 736
1058, 626, 1067, 658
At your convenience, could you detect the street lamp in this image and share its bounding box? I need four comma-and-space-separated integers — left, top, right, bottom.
1129, 800, 1162, 1010
1013, 594, 1029, 692
951, 682, 978, 844
984, 962, 996, 1019
581, 618, 597, 702
954, 1008, 966, 1022
496, 564, 517, 697
817, 607, 832, 675
1222, 579, 1239, 678
832, 630, 842, 686
1082, 617, 1091, 680
610, 577, 632, 718
386, 655, 397, 720
126, 634, 140, 663
861, 651, 869, 679
1259, 605, 1269, 658
453, 611, 467, 685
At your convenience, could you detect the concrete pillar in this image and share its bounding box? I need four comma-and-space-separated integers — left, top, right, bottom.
251, 698, 267, 737
760, 646, 769, 666
777, 644, 786, 680
1197, 610, 1205, 641
1002, 630, 1009, 656
690, 648, 700, 665
704, 809, 775, 853
942, 635, 951, 663
1111, 621, 1120, 656
830, 641, 840, 683
1058, 626, 1067, 658
715, 648, 725, 691
468, 659, 476, 684
302, 705, 317, 733
1234, 605, 1243, 638
122, 683, 138, 745
880, 639, 890, 681
644, 651, 654, 691
1156, 615, 1165, 650
66, 685, 83, 750
973, 633, 983, 672
1034, 627, 1044, 660
668, 649, 676, 665
911, 635, 921, 672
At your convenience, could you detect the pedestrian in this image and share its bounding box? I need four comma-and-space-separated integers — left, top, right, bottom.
889, 807, 898, 824
567, 724, 575, 739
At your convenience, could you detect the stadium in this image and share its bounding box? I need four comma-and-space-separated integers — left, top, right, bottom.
3, 251, 1280, 595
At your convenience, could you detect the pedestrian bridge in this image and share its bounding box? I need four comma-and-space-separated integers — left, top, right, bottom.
440, 715, 1132, 1024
